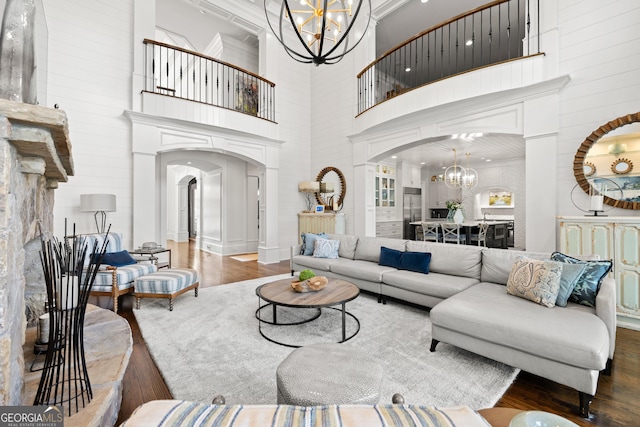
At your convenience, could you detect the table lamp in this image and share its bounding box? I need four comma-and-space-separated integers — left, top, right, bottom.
81, 194, 116, 233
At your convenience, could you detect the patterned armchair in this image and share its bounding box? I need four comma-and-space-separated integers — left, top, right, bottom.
82, 232, 157, 312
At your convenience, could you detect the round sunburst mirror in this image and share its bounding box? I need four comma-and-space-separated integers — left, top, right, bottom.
315, 167, 347, 210
573, 112, 640, 210
611, 158, 633, 175
583, 162, 596, 177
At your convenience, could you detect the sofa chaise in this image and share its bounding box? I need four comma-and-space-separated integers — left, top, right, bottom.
290, 233, 615, 417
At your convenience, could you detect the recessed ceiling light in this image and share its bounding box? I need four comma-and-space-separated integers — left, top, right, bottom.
485, 159, 492, 162
187, 161, 192, 165
391, 155, 398, 159
421, 0, 429, 3
465, 40, 473, 46
420, 162, 425, 165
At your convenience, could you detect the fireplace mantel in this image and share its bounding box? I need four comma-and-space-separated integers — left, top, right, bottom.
0, 99, 74, 406
0, 98, 73, 186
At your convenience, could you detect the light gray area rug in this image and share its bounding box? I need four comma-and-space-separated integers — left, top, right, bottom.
134, 274, 519, 409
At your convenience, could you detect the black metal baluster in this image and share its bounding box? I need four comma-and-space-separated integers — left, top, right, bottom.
507, 0, 511, 59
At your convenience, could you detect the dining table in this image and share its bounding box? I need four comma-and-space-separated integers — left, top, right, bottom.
409, 219, 511, 248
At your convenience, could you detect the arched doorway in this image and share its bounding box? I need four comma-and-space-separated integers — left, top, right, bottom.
126, 111, 284, 263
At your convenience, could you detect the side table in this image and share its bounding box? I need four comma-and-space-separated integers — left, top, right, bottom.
129, 247, 172, 269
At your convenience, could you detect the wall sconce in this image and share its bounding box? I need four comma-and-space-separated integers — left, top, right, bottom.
298, 181, 319, 212
80, 194, 116, 233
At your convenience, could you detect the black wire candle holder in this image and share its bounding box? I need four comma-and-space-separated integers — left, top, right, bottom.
34, 222, 109, 416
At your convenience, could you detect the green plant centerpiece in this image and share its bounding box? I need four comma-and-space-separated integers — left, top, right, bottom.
299, 269, 316, 281
291, 269, 328, 293
446, 199, 464, 223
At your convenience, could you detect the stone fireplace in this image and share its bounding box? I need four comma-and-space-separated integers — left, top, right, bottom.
0, 98, 73, 405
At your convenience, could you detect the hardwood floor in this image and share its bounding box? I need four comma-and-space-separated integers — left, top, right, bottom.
116, 241, 639, 426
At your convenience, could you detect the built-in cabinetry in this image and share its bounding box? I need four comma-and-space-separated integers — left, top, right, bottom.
375, 164, 396, 208
298, 213, 345, 242
559, 216, 640, 327
401, 162, 422, 188
376, 220, 403, 238
428, 181, 460, 208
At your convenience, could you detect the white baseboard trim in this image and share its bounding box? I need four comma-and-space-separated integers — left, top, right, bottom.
617, 313, 640, 331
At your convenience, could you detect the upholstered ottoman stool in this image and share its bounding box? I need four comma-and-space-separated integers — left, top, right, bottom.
276, 342, 383, 406
134, 268, 199, 311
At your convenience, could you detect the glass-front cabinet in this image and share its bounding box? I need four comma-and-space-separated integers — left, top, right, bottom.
375, 164, 395, 207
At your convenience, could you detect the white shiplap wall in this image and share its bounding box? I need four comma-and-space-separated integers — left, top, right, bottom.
555, 0, 640, 219
39, 0, 640, 259
44, 1, 136, 241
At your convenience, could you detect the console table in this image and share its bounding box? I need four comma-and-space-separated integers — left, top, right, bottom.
298, 212, 345, 242
558, 216, 640, 329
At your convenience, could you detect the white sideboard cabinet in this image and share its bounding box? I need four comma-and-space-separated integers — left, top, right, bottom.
559, 216, 640, 327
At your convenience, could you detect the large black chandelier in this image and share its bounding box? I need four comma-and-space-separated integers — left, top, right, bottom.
264, 0, 371, 66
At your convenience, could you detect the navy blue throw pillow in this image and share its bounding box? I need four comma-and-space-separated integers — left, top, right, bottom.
401, 251, 432, 274
379, 246, 403, 269
379, 247, 431, 274
101, 250, 137, 267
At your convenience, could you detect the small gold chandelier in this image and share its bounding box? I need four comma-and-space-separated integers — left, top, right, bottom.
462, 152, 478, 190
444, 149, 464, 189
265, 0, 371, 65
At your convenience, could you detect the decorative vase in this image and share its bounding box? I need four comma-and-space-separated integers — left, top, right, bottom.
453, 209, 464, 224
0, 0, 37, 104
447, 209, 455, 222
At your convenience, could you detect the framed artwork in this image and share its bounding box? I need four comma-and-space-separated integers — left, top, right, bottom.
315, 205, 325, 213
488, 191, 513, 207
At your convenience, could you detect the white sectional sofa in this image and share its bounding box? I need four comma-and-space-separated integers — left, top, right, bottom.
290, 234, 616, 417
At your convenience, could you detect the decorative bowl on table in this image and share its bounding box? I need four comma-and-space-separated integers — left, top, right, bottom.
509, 411, 579, 427
291, 276, 328, 293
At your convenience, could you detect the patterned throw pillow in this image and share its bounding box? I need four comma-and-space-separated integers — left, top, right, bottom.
313, 239, 340, 259
550, 252, 612, 308
506, 257, 563, 307
300, 233, 327, 256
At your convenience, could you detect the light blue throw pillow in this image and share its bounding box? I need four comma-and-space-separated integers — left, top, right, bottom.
313, 239, 340, 259
554, 261, 587, 307
301, 233, 327, 256
550, 252, 612, 308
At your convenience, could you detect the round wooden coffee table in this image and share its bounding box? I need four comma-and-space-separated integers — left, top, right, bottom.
255, 277, 360, 347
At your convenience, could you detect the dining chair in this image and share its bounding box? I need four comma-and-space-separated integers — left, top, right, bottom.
421, 221, 442, 242
468, 222, 489, 246
440, 223, 467, 244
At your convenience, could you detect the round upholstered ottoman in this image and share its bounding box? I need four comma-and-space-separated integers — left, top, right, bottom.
276, 343, 383, 406
134, 268, 199, 311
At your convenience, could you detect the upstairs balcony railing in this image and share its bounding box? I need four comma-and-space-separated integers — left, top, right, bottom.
357, 0, 540, 115
143, 39, 276, 123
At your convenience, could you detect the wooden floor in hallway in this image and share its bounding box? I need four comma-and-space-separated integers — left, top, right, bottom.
116, 241, 640, 427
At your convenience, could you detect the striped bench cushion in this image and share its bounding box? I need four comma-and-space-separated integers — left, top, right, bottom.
123, 401, 488, 427
134, 269, 199, 294
91, 263, 158, 292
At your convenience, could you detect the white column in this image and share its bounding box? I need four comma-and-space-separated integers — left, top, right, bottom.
133, 152, 158, 247
258, 165, 280, 263
132, 0, 155, 112
353, 162, 377, 237
523, 94, 560, 252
